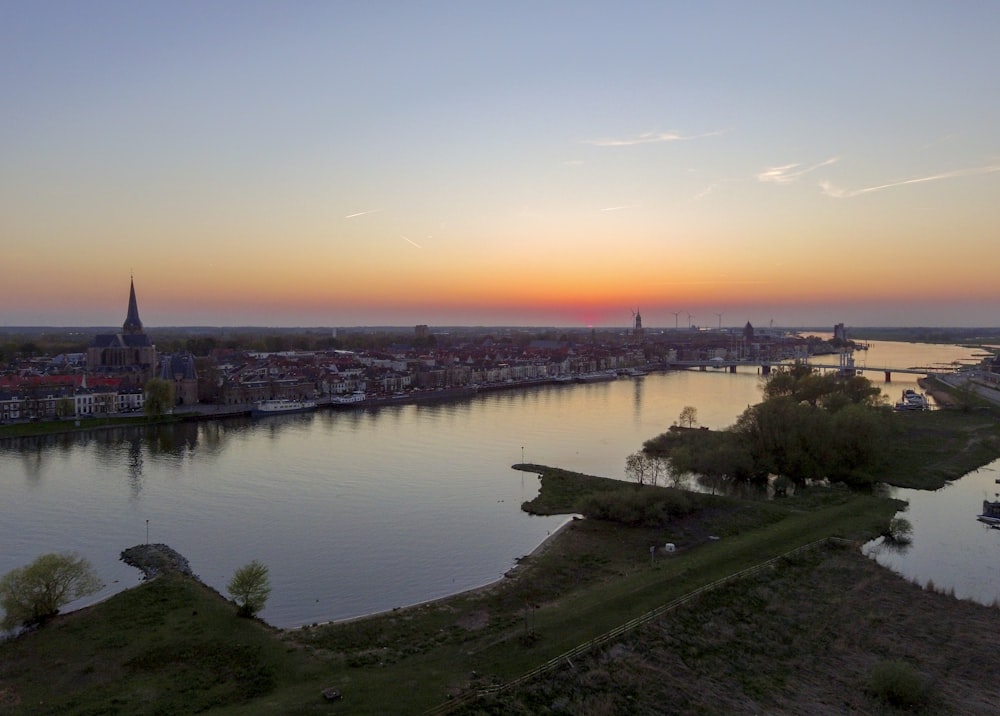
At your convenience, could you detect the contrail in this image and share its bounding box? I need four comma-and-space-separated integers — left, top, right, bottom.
821, 163, 1000, 198
401, 235, 424, 249
345, 209, 379, 219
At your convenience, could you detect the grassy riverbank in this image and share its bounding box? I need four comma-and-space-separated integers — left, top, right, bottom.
0, 478, 902, 714
462, 544, 1000, 715
2, 407, 1000, 714
881, 379, 1000, 489
0, 413, 184, 440
0, 574, 328, 714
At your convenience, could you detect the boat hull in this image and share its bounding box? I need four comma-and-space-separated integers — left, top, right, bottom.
251, 400, 318, 417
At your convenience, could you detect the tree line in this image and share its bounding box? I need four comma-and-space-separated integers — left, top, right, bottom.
640, 365, 891, 491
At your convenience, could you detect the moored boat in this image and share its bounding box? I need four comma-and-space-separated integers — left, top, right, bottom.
251, 398, 318, 417
575, 370, 618, 384
895, 389, 928, 411
331, 391, 367, 405
978, 498, 1000, 528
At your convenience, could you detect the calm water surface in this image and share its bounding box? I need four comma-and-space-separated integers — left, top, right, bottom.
1, 339, 992, 626
1, 368, 764, 627
865, 458, 1000, 605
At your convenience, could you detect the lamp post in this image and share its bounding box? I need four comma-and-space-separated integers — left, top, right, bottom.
521, 446, 524, 464
145, 519, 149, 545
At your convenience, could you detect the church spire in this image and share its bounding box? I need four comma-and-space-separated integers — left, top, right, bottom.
122, 276, 144, 334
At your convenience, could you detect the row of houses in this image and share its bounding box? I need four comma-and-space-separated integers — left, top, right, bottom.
0, 375, 145, 422
209, 341, 653, 405
0, 350, 199, 422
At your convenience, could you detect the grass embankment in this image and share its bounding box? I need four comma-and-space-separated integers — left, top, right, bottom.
881, 399, 1000, 489
463, 544, 1000, 715
0, 574, 327, 714
0, 479, 899, 715
2, 408, 999, 713
0, 414, 184, 440
286, 481, 900, 715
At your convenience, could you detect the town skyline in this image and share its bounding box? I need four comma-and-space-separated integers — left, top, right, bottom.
3, 3, 998, 328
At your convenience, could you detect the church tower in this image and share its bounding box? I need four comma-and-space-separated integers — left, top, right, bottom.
123, 277, 144, 335
86, 277, 157, 383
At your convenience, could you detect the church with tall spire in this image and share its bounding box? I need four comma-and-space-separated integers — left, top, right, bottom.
86, 277, 157, 383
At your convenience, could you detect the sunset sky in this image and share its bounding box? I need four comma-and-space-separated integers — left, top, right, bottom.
2, 2, 998, 328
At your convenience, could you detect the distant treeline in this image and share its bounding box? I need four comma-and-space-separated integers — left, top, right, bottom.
847, 327, 1000, 344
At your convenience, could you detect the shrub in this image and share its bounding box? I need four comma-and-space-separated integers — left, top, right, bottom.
882, 517, 913, 545
575, 487, 695, 527
866, 659, 929, 708
227, 560, 271, 618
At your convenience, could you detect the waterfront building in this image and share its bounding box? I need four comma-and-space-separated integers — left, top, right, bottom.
159, 352, 199, 406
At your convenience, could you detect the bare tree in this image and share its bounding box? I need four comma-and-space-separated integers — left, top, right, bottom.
625, 452, 665, 486
678, 405, 698, 428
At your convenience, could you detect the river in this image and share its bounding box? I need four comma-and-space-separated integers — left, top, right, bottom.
0, 338, 992, 627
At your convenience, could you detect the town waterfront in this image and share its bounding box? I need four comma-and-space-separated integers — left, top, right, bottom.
0, 339, 992, 627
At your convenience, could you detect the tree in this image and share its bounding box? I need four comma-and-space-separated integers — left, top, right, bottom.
0, 552, 102, 630
144, 378, 176, 417
55, 397, 74, 418
650, 428, 753, 490
678, 405, 698, 428
227, 560, 271, 617
734, 397, 831, 484
625, 451, 665, 486
827, 403, 890, 485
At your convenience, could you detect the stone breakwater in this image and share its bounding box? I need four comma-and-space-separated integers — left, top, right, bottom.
120, 543, 194, 579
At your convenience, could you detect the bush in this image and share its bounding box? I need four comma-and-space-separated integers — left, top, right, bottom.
866, 659, 929, 708
227, 560, 271, 618
882, 517, 913, 545
575, 487, 695, 527
1, 552, 103, 630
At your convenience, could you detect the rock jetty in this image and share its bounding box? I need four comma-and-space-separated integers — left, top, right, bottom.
120, 543, 194, 579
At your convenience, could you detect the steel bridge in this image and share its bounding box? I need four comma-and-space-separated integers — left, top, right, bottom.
667, 359, 958, 382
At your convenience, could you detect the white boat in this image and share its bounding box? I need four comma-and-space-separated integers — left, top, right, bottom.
894, 389, 928, 411
251, 398, 318, 417
332, 391, 367, 405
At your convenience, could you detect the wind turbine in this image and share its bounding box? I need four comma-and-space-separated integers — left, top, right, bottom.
670, 311, 681, 329
687, 313, 695, 329
715, 312, 724, 330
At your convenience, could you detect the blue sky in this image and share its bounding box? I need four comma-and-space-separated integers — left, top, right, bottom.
2, 2, 998, 327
